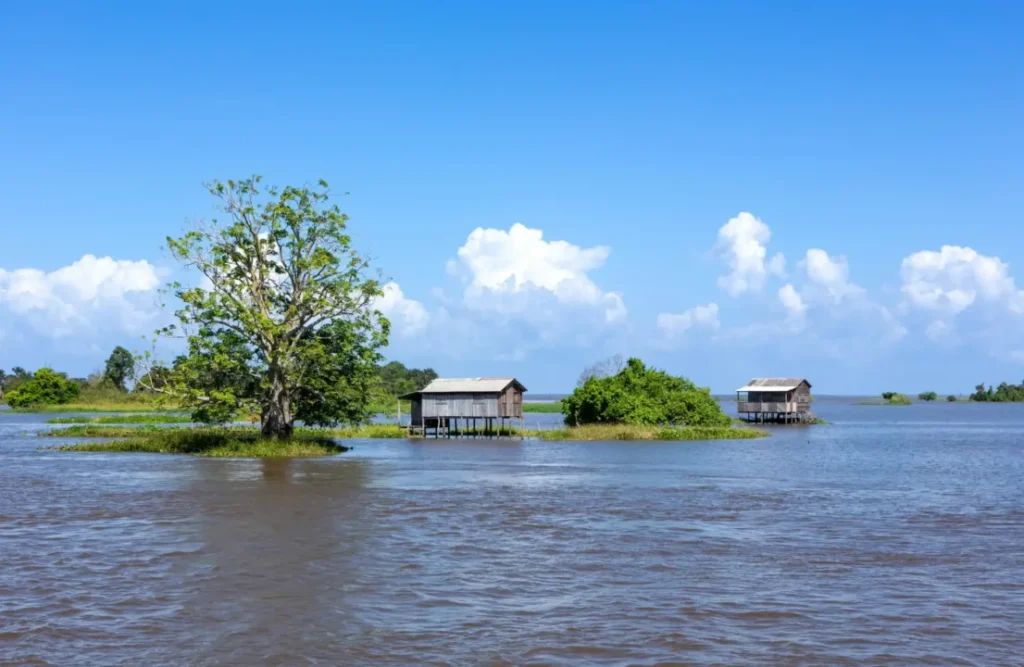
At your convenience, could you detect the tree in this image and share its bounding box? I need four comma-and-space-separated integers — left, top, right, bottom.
577, 354, 625, 387
5, 368, 80, 408
104, 346, 135, 391
918, 391, 938, 401
562, 357, 730, 427
377, 360, 438, 396
947, 395, 958, 402
140, 177, 388, 439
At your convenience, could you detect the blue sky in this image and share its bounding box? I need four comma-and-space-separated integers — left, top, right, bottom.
1, 1, 1023, 393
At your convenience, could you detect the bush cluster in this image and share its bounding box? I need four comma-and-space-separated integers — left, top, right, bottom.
561, 358, 730, 427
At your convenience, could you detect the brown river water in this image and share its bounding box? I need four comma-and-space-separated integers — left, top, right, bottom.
2, 399, 1023, 665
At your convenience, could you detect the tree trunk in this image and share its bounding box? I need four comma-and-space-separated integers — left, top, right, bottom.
262, 366, 293, 439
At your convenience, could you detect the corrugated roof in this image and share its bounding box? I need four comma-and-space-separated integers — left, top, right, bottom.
402, 378, 526, 396
735, 377, 810, 392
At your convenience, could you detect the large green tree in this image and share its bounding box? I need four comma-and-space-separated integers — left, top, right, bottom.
4, 368, 80, 408
141, 177, 389, 438
104, 346, 135, 391
562, 358, 730, 427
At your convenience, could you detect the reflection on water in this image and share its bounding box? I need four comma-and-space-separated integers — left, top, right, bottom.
2, 400, 1024, 664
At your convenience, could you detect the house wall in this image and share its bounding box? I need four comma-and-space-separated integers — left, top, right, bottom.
498, 385, 523, 418
420, 393, 501, 419
793, 382, 812, 413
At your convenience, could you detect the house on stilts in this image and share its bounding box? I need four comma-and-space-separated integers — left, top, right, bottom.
401, 378, 527, 437
736, 378, 815, 424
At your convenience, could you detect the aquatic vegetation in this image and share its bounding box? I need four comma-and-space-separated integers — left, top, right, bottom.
41, 426, 349, 457
47, 414, 194, 425
531, 424, 767, 441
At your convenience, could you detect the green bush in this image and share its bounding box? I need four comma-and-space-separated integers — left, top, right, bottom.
561, 358, 730, 427
5, 368, 80, 408
886, 393, 912, 405
918, 391, 938, 401
947, 395, 958, 402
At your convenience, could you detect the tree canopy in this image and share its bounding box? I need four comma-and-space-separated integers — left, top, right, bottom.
377, 361, 438, 396
4, 368, 80, 408
561, 358, 730, 427
918, 391, 937, 401
970, 381, 1024, 402
104, 346, 135, 391
139, 176, 388, 438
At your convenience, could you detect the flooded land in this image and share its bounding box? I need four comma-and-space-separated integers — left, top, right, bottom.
2, 398, 1023, 665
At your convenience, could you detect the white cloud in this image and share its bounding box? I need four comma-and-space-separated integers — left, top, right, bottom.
453, 222, 626, 324
373, 282, 429, 337
0, 255, 163, 338
778, 283, 807, 321
715, 212, 785, 296
899, 245, 1021, 314
925, 320, 955, 343
657, 302, 720, 338
801, 249, 862, 301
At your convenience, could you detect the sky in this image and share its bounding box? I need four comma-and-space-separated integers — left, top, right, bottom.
1, 0, 1023, 394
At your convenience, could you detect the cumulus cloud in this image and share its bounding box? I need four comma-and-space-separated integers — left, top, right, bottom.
0, 255, 163, 338
778, 283, 807, 322
373, 282, 429, 337
715, 212, 786, 296
452, 222, 627, 324
657, 302, 720, 338
900, 245, 1023, 314
800, 249, 863, 301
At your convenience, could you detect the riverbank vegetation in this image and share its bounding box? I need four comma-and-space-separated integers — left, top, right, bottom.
533, 424, 766, 441
918, 391, 938, 401
46, 414, 195, 425
42, 427, 350, 457
523, 401, 564, 413
970, 381, 1024, 402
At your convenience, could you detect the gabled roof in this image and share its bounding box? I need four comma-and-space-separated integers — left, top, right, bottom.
400, 377, 527, 398
735, 377, 811, 392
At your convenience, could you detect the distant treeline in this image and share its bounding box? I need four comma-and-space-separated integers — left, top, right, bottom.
970, 382, 1024, 402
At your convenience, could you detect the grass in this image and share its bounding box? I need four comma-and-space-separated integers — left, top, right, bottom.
529, 424, 768, 441
40, 426, 348, 458
46, 414, 194, 425
522, 401, 564, 413
11, 401, 175, 413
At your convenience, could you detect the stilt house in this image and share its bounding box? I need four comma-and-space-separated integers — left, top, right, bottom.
736, 378, 813, 423
401, 378, 527, 436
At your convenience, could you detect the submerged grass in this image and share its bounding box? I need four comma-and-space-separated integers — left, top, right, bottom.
40, 420, 766, 457
41, 426, 349, 458
13, 401, 175, 413
46, 414, 194, 425
530, 424, 768, 441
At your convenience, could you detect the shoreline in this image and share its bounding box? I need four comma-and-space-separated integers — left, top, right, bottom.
38, 423, 771, 457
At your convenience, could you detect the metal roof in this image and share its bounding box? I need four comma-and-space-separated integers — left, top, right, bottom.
735, 377, 810, 392
401, 378, 526, 397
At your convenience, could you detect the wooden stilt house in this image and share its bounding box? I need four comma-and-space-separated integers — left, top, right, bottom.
736, 378, 814, 423
401, 378, 527, 437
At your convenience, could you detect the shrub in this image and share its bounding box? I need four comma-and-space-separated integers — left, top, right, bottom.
918, 391, 938, 401
886, 393, 912, 405
947, 395, 958, 402
561, 358, 730, 427
5, 368, 80, 408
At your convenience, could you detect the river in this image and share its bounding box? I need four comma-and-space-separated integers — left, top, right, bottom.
1, 399, 1022, 665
